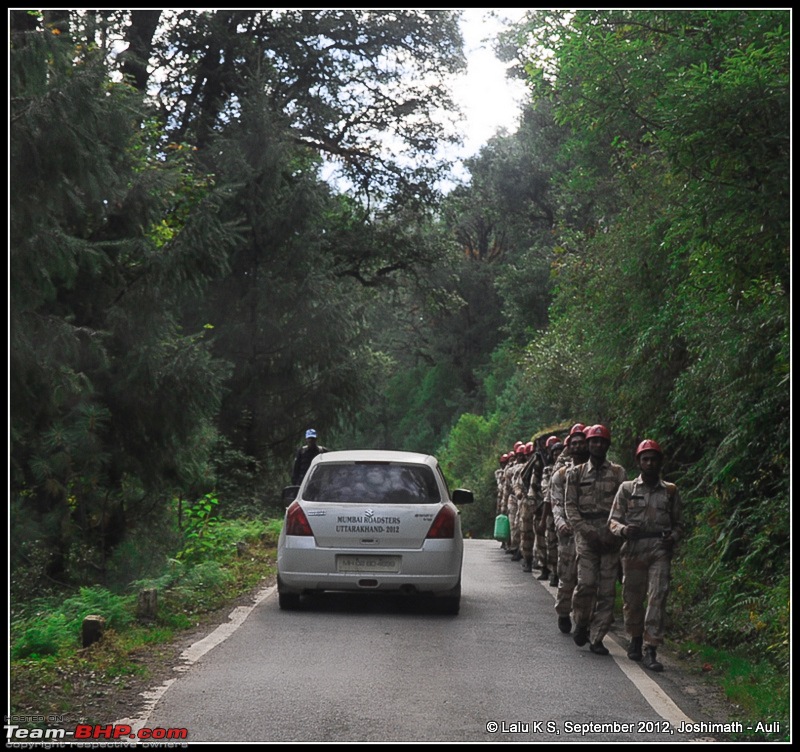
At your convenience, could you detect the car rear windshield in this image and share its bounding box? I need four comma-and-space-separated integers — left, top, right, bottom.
302, 462, 441, 504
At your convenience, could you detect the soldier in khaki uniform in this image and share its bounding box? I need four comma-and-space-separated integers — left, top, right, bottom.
516, 442, 537, 571
495, 453, 510, 548
608, 439, 683, 672
565, 424, 626, 656
550, 424, 589, 633
504, 443, 526, 557
500, 449, 515, 515
538, 436, 563, 585
498, 446, 516, 550
495, 454, 507, 515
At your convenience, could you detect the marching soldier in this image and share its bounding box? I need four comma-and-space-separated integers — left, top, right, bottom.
504, 443, 526, 558
538, 436, 563, 585
496, 453, 510, 548
608, 439, 684, 672
550, 424, 588, 633
565, 424, 626, 656
516, 442, 537, 571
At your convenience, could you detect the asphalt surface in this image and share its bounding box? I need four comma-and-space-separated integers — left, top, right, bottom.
138, 538, 728, 742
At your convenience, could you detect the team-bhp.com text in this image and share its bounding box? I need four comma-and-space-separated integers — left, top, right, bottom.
6, 724, 188, 744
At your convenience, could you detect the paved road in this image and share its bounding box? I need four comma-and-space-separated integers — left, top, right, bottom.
137, 539, 724, 742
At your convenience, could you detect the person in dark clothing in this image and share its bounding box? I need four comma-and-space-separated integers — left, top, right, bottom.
291, 429, 328, 485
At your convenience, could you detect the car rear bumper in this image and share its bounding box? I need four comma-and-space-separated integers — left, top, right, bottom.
277, 539, 463, 594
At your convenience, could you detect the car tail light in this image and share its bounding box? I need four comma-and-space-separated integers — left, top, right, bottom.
285, 501, 314, 536
426, 506, 456, 539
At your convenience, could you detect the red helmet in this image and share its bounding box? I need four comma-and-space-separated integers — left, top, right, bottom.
500, 453, 508, 463
513, 441, 524, 451
545, 435, 559, 449
636, 439, 663, 457
524, 441, 534, 455
569, 423, 586, 437
585, 424, 611, 442
564, 434, 572, 445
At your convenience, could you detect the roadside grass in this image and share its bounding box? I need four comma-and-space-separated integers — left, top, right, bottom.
10, 515, 282, 726
674, 641, 790, 742
611, 579, 788, 742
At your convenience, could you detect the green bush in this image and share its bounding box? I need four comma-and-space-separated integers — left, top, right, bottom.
11, 612, 72, 659
60, 586, 136, 631
11, 586, 135, 659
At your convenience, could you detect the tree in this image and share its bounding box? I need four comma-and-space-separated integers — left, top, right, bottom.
11, 10, 476, 551
496, 8, 789, 664
112, 10, 465, 211
139, 10, 472, 470
10, 15, 236, 583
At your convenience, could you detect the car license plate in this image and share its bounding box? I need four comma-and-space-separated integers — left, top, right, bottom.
336, 555, 400, 573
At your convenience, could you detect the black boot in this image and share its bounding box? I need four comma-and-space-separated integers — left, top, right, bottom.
558, 616, 572, 634
549, 573, 559, 587
537, 567, 550, 580
510, 550, 523, 561
521, 558, 533, 572
627, 636, 643, 661
643, 646, 663, 672
573, 623, 589, 646
589, 639, 610, 656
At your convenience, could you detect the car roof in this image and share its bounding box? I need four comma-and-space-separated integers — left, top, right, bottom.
310, 449, 438, 467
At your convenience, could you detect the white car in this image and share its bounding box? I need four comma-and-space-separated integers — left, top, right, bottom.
277, 449, 474, 614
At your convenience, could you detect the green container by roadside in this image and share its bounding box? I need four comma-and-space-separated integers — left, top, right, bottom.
494, 513, 510, 541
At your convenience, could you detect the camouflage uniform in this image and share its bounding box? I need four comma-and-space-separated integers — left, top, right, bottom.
495, 463, 508, 547
516, 460, 536, 568
565, 458, 626, 646
539, 462, 559, 579
499, 458, 513, 516
530, 472, 547, 570
608, 477, 683, 649
517, 457, 536, 572
503, 457, 521, 553
509, 456, 529, 556
495, 465, 505, 516
550, 454, 576, 623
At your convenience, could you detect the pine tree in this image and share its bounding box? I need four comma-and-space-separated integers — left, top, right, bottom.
10, 13, 234, 584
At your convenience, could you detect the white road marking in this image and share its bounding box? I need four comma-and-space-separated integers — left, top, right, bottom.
534, 577, 694, 726
114, 585, 276, 733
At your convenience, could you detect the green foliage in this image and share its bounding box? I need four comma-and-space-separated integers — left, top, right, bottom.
150, 560, 236, 616
670, 494, 789, 674
12, 9, 468, 586
261, 517, 284, 544
60, 586, 136, 632
438, 413, 502, 537
442, 10, 790, 707
11, 613, 73, 660
677, 642, 788, 739
11, 587, 135, 659
123, 514, 278, 619
152, 9, 465, 207
10, 14, 237, 585
10, 512, 281, 724
176, 494, 222, 563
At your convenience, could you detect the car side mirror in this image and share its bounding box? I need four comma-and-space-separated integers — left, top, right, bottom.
282, 485, 300, 504
452, 488, 474, 505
